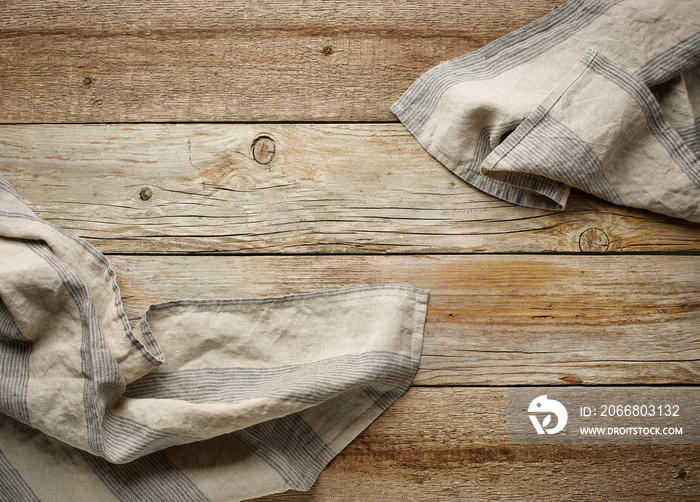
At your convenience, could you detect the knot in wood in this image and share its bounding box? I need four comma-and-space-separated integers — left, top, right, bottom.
579, 227, 609, 252
139, 186, 153, 201
252, 136, 276, 165
83, 76, 93, 86
322, 46, 334, 55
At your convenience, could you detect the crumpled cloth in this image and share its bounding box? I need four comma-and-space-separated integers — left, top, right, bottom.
0, 172, 428, 501
392, 0, 700, 222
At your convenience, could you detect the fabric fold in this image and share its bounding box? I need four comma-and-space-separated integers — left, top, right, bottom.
0, 173, 429, 501
392, 0, 700, 222
480, 50, 700, 222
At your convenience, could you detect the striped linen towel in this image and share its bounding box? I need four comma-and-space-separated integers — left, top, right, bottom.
0, 173, 428, 501
392, 0, 700, 223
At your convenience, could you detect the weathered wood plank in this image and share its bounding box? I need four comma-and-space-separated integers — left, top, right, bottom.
2, 123, 698, 254
257, 387, 699, 501
0, 0, 564, 122
109, 254, 700, 386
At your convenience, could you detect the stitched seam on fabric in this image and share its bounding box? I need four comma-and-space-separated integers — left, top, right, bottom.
487, 50, 598, 171
498, 111, 624, 205
416, 120, 541, 203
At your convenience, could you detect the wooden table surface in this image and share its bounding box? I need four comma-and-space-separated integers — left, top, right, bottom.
2, 1, 699, 500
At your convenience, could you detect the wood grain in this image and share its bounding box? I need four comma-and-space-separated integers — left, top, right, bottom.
0, 0, 564, 122
109, 254, 700, 386
256, 387, 700, 501
2, 123, 698, 254
4, 2, 699, 500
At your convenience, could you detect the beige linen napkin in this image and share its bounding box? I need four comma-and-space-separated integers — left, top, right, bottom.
392, 0, 700, 222
0, 173, 428, 501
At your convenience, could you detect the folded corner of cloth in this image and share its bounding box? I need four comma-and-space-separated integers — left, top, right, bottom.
392, 0, 700, 223
0, 173, 429, 501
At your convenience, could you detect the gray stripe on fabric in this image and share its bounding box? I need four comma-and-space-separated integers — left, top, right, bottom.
0, 206, 163, 367
501, 171, 569, 205
137, 313, 168, 367
81, 450, 210, 502
361, 365, 414, 411
0, 271, 32, 426
468, 120, 524, 176
25, 240, 123, 458
0, 175, 24, 203
635, 31, 700, 87
494, 105, 624, 205
0, 300, 21, 340
0, 338, 32, 424
233, 413, 336, 491
392, 0, 625, 132
102, 412, 197, 464
584, 50, 700, 188
464, 120, 546, 202
19, 234, 166, 463
0, 174, 13, 191
124, 352, 418, 409
362, 385, 403, 410
448, 119, 567, 208
677, 117, 700, 158
0, 448, 41, 502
